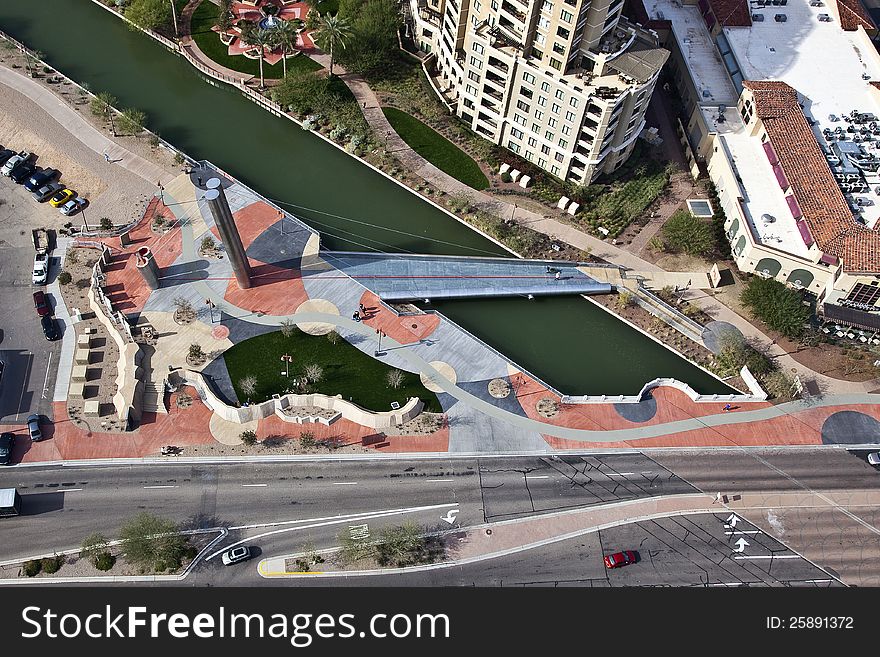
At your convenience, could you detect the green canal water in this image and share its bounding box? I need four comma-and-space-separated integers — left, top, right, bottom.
0, 0, 733, 395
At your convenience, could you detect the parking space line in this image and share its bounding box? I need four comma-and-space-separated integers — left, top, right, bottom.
732, 555, 801, 560
143, 485, 178, 489
241, 484, 268, 487
426, 479, 453, 483
332, 482, 358, 486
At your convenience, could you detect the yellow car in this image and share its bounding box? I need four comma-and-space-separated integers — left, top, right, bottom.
49, 188, 74, 208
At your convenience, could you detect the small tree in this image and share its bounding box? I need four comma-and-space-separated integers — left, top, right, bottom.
119, 512, 189, 573
188, 344, 204, 361
41, 555, 65, 574
375, 522, 443, 567
99, 217, 113, 231
90, 91, 118, 136
119, 107, 147, 135
239, 375, 258, 401
304, 363, 324, 384
240, 429, 258, 446
299, 430, 316, 448
200, 236, 215, 253
337, 527, 375, 565
58, 271, 72, 285
280, 318, 296, 338
172, 296, 195, 323
386, 368, 404, 389
326, 330, 341, 345
741, 276, 811, 339
80, 533, 112, 567
616, 290, 635, 310
22, 560, 42, 577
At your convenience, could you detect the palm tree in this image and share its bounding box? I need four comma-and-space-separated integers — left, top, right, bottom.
240, 24, 273, 89
312, 14, 351, 77
272, 20, 301, 78
216, 0, 234, 38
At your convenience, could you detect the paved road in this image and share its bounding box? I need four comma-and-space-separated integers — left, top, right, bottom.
0, 179, 62, 423
2, 450, 878, 585
0, 454, 691, 564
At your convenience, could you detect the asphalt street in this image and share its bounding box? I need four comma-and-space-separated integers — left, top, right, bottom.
0, 178, 62, 423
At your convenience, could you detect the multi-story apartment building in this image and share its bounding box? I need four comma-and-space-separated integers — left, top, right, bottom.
646, 0, 880, 332
407, 0, 669, 183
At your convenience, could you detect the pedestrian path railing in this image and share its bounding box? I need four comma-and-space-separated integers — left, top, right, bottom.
561, 375, 767, 404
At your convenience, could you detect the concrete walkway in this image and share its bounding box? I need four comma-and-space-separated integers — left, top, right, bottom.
0, 66, 175, 187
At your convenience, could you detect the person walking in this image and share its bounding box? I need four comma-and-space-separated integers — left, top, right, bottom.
722, 404, 732, 412
103, 152, 111, 163
554, 271, 560, 280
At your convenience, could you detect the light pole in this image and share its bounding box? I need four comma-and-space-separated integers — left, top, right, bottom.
80, 202, 90, 232
279, 210, 285, 235
158, 181, 164, 205
281, 353, 293, 377
205, 298, 216, 323
168, 0, 179, 39
375, 329, 385, 357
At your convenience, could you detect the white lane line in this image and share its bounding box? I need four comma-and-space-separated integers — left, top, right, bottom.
16, 352, 33, 421
42, 352, 53, 400
426, 479, 453, 483
608, 472, 636, 476
241, 484, 268, 488
725, 530, 761, 535
525, 475, 550, 480
143, 485, 178, 489
733, 555, 802, 560
208, 502, 458, 561
56, 488, 82, 493
332, 482, 358, 486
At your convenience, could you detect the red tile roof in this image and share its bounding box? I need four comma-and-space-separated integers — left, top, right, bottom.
836, 0, 875, 32
707, 0, 752, 27
743, 80, 880, 274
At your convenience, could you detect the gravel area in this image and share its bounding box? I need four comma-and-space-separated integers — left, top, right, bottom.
0, 56, 174, 231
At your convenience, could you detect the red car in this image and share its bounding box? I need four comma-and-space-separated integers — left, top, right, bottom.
604, 550, 638, 569
33, 290, 51, 317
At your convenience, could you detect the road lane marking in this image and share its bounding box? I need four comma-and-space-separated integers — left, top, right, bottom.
332, 482, 358, 485
143, 485, 178, 489
725, 530, 761, 535
210, 502, 458, 561
55, 488, 82, 493
426, 479, 453, 483
732, 555, 801, 560
241, 484, 268, 487
525, 475, 549, 479
608, 472, 635, 476
41, 352, 53, 400
15, 352, 33, 421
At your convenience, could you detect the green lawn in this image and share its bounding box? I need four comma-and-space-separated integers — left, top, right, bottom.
190, 1, 322, 80
222, 328, 441, 412
382, 107, 489, 190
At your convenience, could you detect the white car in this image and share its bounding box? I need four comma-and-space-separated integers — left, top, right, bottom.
59, 196, 88, 216
868, 452, 880, 466
32, 252, 48, 285
1, 151, 31, 176
221, 546, 252, 566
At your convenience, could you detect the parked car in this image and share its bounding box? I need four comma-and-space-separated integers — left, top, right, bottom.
0, 433, 15, 466
60, 196, 88, 216
221, 546, 252, 566
40, 315, 59, 341
0, 148, 15, 166
26, 415, 42, 442
32, 181, 65, 203
604, 550, 638, 569
23, 167, 59, 192
33, 290, 51, 317
10, 161, 37, 184
1, 151, 31, 176
32, 252, 49, 285
868, 452, 880, 466
48, 188, 75, 208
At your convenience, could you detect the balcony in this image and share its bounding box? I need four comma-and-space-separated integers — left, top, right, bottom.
485, 69, 506, 85
477, 112, 499, 129
487, 56, 509, 74
483, 85, 504, 102
501, 1, 527, 25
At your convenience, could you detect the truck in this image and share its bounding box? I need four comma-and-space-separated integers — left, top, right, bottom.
0, 488, 22, 517
32, 228, 50, 285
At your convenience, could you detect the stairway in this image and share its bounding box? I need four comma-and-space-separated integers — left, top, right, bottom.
141, 380, 168, 415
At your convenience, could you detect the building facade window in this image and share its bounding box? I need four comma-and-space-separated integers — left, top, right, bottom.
528, 137, 538, 147
472, 42, 484, 54
538, 157, 547, 167
552, 103, 561, 114
513, 113, 527, 125
560, 9, 573, 22
508, 141, 521, 153
522, 71, 536, 84
468, 70, 480, 82
535, 110, 543, 120
565, 110, 575, 122
511, 127, 524, 139
538, 95, 547, 106
561, 124, 571, 136
569, 97, 579, 107
549, 58, 562, 71
548, 117, 558, 127
558, 138, 568, 148
555, 89, 565, 100
541, 81, 550, 92
541, 144, 551, 155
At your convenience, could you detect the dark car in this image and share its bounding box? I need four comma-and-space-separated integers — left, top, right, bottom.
604, 550, 638, 569
41, 315, 59, 341
0, 433, 15, 466
10, 160, 37, 184
33, 290, 51, 317
33, 181, 65, 203
0, 148, 14, 166
24, 167, 59, 192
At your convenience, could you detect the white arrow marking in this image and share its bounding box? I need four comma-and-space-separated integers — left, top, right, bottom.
441, 509, 459, 524
726, 513, 740, 528
733, 537, 749, 553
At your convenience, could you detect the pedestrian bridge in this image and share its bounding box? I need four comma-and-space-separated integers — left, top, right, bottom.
317, 252, 613, 301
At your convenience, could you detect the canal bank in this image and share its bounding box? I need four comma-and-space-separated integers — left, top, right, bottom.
0, 0, 733, 395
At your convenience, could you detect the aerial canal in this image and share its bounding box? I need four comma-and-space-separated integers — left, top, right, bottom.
0, 0, 733, 395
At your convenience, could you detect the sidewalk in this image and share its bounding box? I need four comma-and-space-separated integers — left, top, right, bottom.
0, 66, 175, 187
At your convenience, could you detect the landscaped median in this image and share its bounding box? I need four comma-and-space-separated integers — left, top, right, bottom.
382, 107, 490, 190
